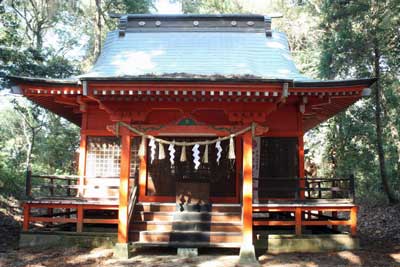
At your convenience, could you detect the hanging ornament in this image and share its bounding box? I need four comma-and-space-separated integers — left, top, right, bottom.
138, 136, 146, 157
149, 138, 156, 164
228, 135, 236, 159
180, 145, 187, 162
203, 144, 209, 164
168, 143, 175, 165
158, 142, 166, 160
216, 140, 222, 165
192, 144, 200, 170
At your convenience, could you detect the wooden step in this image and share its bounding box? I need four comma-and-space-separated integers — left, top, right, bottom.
133, 211, 241, 222
130, 241, 242, 248
130, 221, 242, 232
130, 230, 242, 243
136, 202, 241, 213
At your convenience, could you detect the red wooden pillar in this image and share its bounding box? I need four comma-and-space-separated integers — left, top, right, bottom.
77, 134, 87, 197
23, 203, 30, 231
239, 131, 258, 264
350, 206, 358, 236
295, 207, 302, 235
138, 139, 147, 202
332, 211, 338, 231
298, 110, 305, 199
77, 205, 83, 232
118, 129, 131, 243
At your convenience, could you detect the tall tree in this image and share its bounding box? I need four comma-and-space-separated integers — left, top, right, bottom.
83, 0, 154, 63
180, 0, 243, 13
319, 0, 400, 203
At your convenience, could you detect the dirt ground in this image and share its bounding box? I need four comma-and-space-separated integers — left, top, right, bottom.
0, 243, 399, 267
0, 196, 399, 267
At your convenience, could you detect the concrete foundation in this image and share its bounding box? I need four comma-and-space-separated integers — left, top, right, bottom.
238, 244, 260, 266
177, 248, 198, 257
20, 231, 116, 249
255, 234, 359, 253
114, 243, 132, 259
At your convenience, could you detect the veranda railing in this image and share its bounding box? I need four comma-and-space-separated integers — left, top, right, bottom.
254, 175, 355, 201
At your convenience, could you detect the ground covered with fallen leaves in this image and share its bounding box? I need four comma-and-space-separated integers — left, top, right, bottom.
0, 196, 399, 267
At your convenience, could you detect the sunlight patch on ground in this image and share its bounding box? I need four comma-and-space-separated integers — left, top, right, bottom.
196, 255, 238, 267
390, 252, 400, 262
337, 251, 362, 265
258, 254, 318, 267
103, 254, 240, 267
64, 247, 112, 265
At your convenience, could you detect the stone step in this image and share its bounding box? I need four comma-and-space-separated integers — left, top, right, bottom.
136, 202, 241, 213
130, 221, 242, 232
130, 230, 242, 243
133, 211, 241, 222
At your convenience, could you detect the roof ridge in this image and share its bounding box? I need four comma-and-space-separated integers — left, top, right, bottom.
115, 13, 273, 36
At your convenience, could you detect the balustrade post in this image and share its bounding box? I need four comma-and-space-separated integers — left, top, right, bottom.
349, 174, 355, 202
25, 167, 32, 197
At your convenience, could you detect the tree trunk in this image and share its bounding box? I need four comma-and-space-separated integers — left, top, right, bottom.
388, 122, 400, 182
94, 0, 102, 59
373, 44, 398, 204
25, 127, 36, 172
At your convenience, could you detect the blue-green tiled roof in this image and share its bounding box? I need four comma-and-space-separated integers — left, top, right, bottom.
80, 30, 312, 81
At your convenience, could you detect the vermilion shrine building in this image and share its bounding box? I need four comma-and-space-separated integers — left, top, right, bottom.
10, 15, 375, 260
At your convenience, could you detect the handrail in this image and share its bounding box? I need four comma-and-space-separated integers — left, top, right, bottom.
255, 175, 355, 201
254, 177, 352, 181
26, 171, 79, 198
128, 185, 138, 224
31, 175, 80, 180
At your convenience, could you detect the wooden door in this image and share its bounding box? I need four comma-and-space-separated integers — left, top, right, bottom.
258, 137, 299, 199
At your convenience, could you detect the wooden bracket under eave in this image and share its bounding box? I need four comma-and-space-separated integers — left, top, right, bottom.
76, 96, 87, 113
254, 124, 269, 136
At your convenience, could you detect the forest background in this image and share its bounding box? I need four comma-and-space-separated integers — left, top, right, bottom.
0, 0, 399, 204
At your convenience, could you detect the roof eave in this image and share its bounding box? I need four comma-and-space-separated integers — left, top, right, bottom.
79, 76, 294, 84
7, 75, 80, 86
294, 78, 377, 88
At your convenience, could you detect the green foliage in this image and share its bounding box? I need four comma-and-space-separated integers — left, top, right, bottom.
0, 0, 155, 199
181, 0, 243, 13
0, 0, 82, 197
309, 0, 400, 202
0, 0, 399, 204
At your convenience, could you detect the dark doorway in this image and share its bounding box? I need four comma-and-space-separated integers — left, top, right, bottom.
146, 137, 236, 199
258, 137, 299, 199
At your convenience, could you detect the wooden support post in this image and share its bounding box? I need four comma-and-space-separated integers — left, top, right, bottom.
77, 134, 87, 197
350, 206, 358, 236
77, 205, 83, 232
298, 112, 305, 199
48, 177, 54, 217
118, 131, 131, 244
295, 207, 302, 235
332, 211, 338, 231
23, 203, 30, 231
239, 131, 258, 265
25, 168, 32, 197
67, 179, 71, 197
349, 174, 355, 201
332, 180, 337, 199
242, 132, 253, 246
138, 139, 147, 202
66, 179, 71, 218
